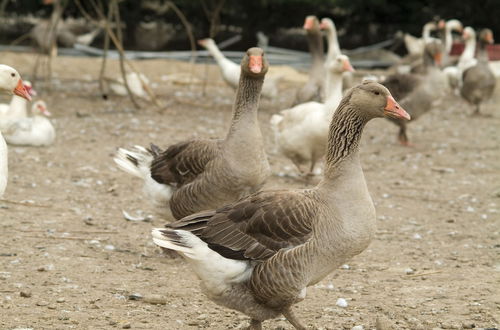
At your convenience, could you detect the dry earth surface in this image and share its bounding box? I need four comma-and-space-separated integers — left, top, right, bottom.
0, 51, 499, 330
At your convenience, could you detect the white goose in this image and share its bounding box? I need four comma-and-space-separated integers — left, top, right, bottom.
0, 64, 32, 197
198, 38, 281, 98
270, 55, 354, 175
0, 100, 55, 147
0, 81, 35, 120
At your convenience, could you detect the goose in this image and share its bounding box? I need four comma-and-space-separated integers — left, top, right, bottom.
320, 18, 340, 61
114, 48, 271, 219
0, 81, 36, 120
320, 17, 353, 91
0, 100, 55, 147
152, 81, 410, 330
271, 55, 354, 175
198, 38, 280, 99
404, 21, 438, 56
0, 65, 32, 197
382, 39, 447, 145
438, 19, 463, 64
460, 27, 496, 115
293, 16, 325, 105
108, 72, 150, 99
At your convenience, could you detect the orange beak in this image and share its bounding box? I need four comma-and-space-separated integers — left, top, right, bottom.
384, 95, 410, 120
342, 59, 355, 72
249, 55, 263, 74
438, 20, 446, 29
13, 79, 32, 101
319, 21, 327, 30
303, 17, 314, 30
486, 32, 494, 44
462, 30, 469, 40
197, 39, 207, 47
434, 52, 442, 66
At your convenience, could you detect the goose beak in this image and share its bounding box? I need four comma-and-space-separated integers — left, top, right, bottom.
384, 95, 410, 120
486, 33, 494, 44
434, 52, 442, 66
343, 59, 355, 72
197, 39, 207, 47
319, 21, 327, 30
438, 20, 446, 29
303, 17, 314, 30
42, 107, 51, 117
249, 55, 263, 74
13, 79, 32, 101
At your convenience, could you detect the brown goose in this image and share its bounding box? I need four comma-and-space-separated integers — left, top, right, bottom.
293, 16, 325, 105
152, 81, 410, 329
382, 39, 447, 145
114, 48, 270, 219
460, 27, 496, 115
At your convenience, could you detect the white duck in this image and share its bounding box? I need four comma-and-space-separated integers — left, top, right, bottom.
270, 55, 354, 175
0, 64, 32, 197
0, 100, 55, 147
0, 81, 36, 120
198, 38, 281, 98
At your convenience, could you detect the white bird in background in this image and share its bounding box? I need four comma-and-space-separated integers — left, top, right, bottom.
0, 80, 36, 120
0, 64, 32, 197
0, 100, 55, 147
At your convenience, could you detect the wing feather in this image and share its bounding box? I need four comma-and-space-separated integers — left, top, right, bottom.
165, 189, 317, 262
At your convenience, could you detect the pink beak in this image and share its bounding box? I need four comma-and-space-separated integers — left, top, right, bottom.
343, 59, 355, 72
249, 55, 263, 74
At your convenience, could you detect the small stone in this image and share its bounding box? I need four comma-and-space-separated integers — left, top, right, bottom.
20, 291, 32, 298
336, 298, 348, 308
56, 297, 65, 303
352, 326, 364, 330
143, 294, 167, 305
122, 323, 131, 329
36, 301, 49, 306
47, 304, 57, 310
405, 268, 415, 275
461, 323, 475, 329
104, 245, 115, 251
413, 233, 422, 240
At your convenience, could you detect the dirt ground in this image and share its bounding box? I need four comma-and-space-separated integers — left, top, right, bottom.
0, 51, 499, 330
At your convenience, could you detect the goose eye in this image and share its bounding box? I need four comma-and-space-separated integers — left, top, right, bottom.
373, 91, 380, 95
11, 73, 15, 77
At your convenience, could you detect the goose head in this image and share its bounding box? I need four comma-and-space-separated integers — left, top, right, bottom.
350, 82, 410, 121
240, 47, 268, 77
23, 81, 37, 97
446, 19, 463, 32
319, 18, 336, 32
197, 38, 215, 49
479, 28, 494, 44
424, 39, 444, 66
462, 27, 476, 41
303, 15, 320, 32
31, 100, 51, 117
326, 54, 354, 74
0, 65, 32, 100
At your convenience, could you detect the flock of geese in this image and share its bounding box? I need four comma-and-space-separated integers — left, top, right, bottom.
0, 14, 497, 330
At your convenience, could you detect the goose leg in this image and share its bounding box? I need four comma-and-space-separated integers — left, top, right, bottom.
398, 124, 412, 147
247, 319, 262, 330
282, 307, 306, 330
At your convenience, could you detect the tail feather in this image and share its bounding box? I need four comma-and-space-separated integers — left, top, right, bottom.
151, 228, 252, 286
113, 146, 153, 179
114, 146, 173, 205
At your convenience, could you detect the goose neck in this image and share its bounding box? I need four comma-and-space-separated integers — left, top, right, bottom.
321, 101, 367, 181
325, 27, 341, 60
324, 71, 343, 110
225, 73, 264, 140
461, 37, 476, 63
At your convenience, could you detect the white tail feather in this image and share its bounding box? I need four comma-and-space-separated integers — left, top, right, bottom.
114, 146, 173, 205
151, 228, 252, 290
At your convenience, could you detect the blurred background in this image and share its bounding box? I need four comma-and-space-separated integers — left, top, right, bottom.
0, 0, 498, 52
